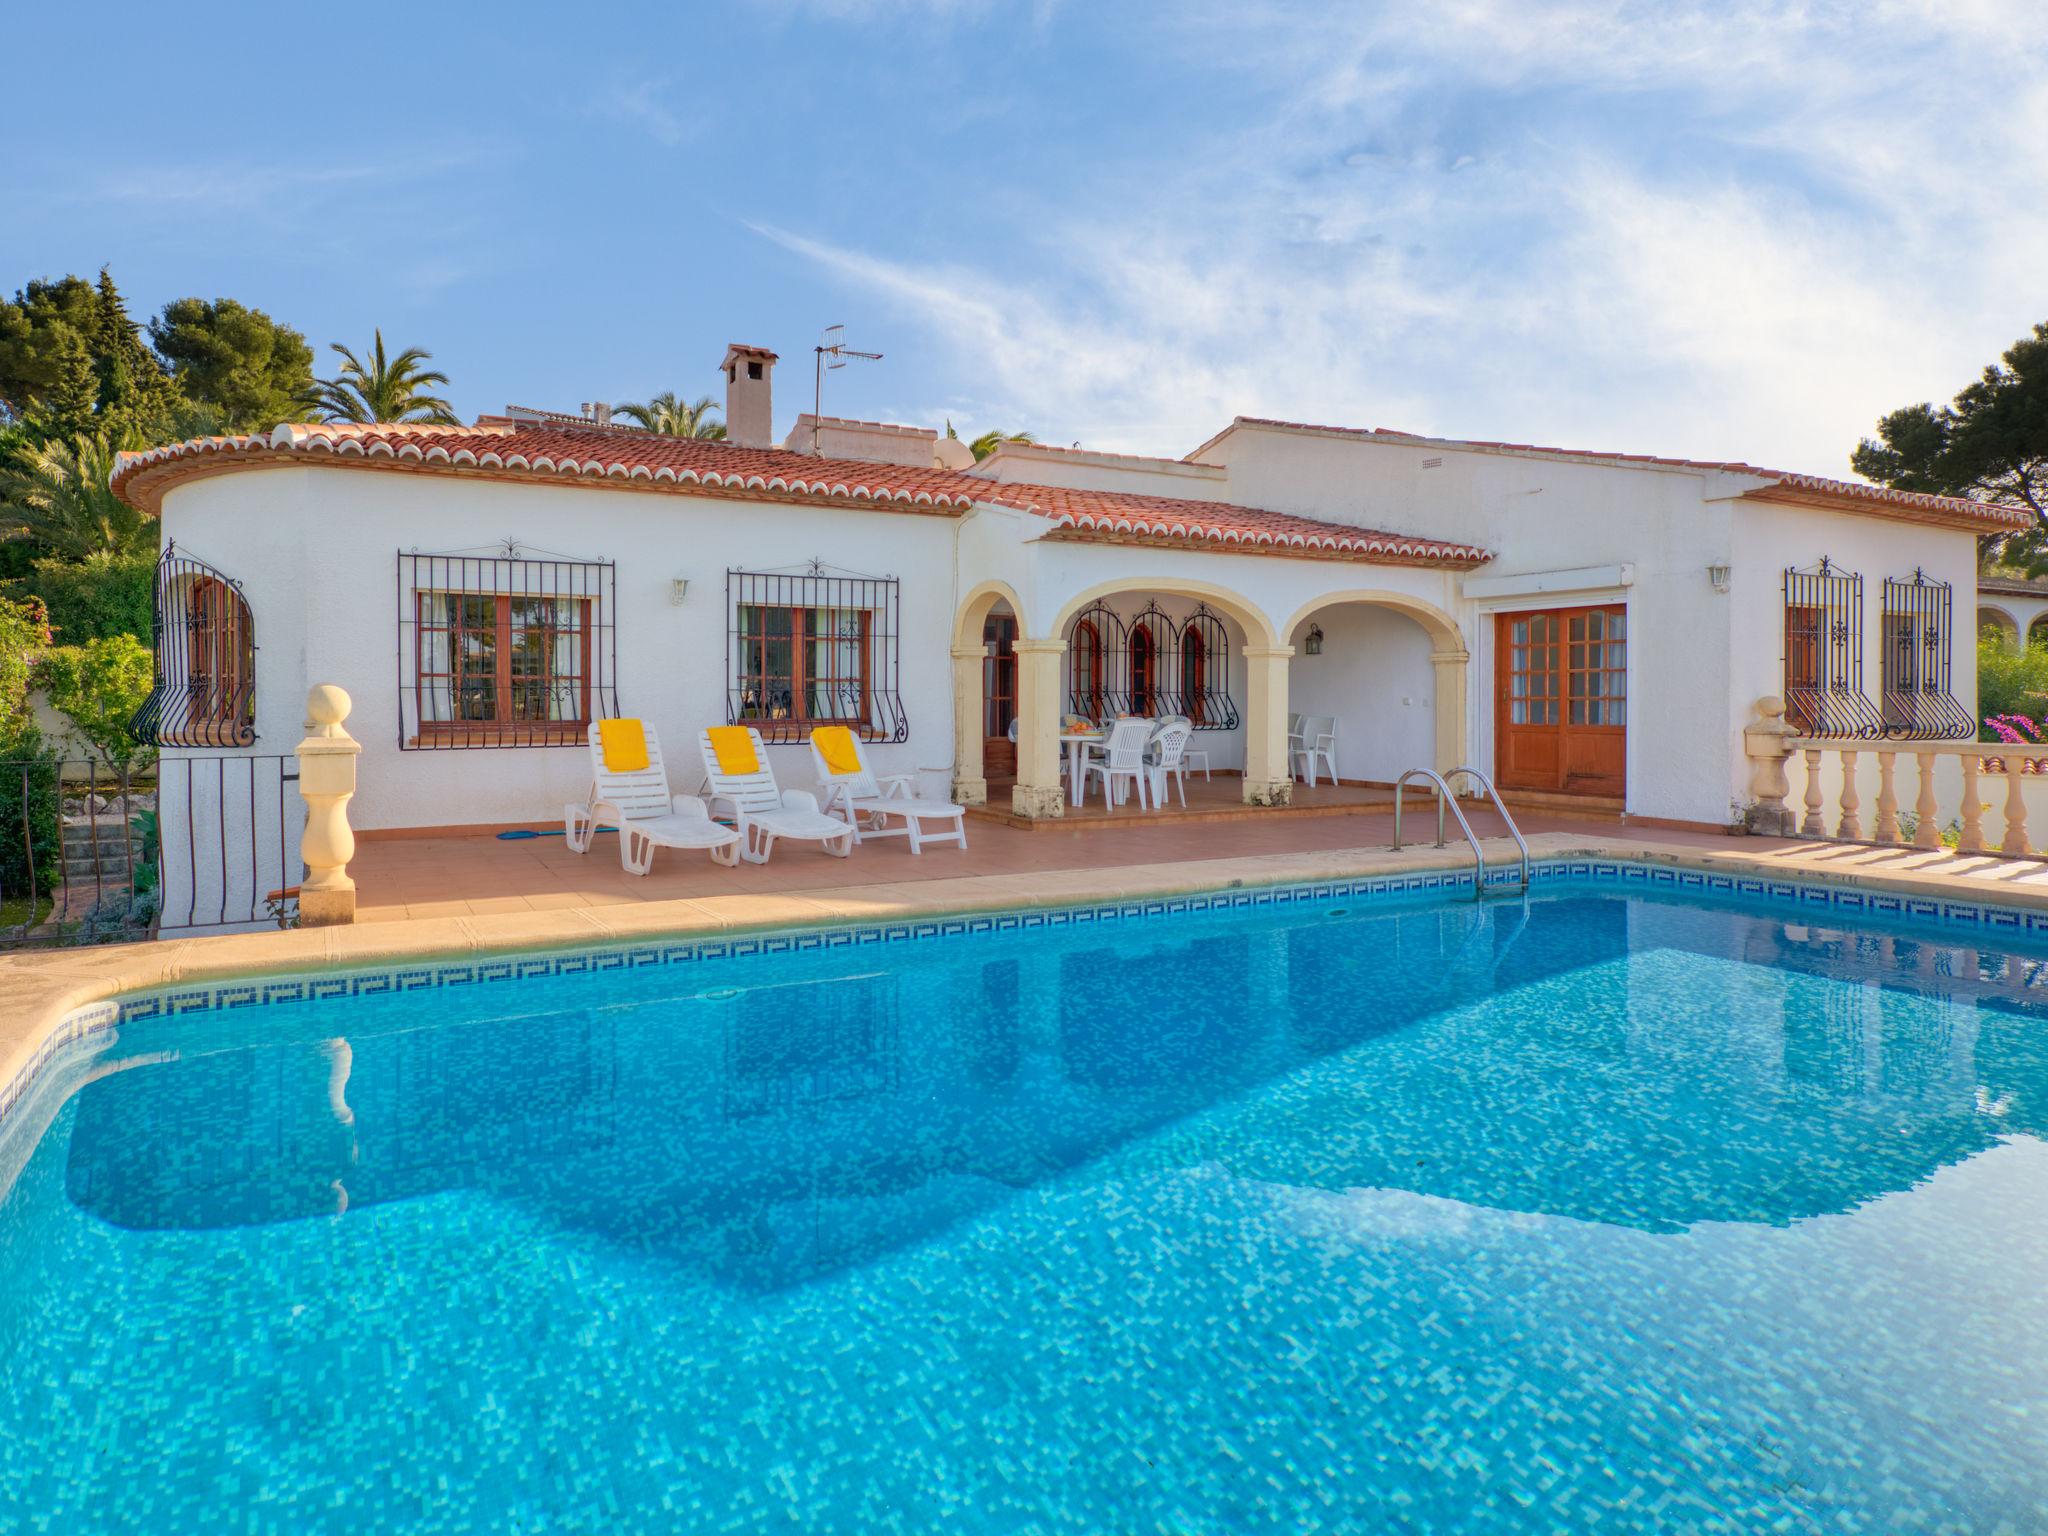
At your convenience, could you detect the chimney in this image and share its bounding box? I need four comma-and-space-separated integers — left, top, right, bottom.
722, 344, 777, 448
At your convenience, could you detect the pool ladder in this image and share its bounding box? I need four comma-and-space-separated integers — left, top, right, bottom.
1391, 766, 1530, 899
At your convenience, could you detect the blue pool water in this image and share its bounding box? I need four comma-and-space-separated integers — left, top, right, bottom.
2, 885, 2046, 1534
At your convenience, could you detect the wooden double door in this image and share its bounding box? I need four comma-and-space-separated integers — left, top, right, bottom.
1494, 605, 1626, 798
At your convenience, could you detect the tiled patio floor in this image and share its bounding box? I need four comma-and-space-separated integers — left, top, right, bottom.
351, 802, 1729, 921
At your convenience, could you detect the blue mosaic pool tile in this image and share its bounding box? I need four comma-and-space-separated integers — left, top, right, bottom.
17, 855, 2048, 1082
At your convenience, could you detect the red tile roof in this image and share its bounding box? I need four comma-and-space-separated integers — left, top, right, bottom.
111, 422, 1492, 568
1195, 417, 2032, 533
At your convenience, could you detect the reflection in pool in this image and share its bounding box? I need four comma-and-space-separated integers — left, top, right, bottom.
4, 888, 2046, 1532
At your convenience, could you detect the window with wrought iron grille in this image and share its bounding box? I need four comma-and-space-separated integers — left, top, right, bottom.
130, 543, 257, 748
725, 565, 907, 743
1062, 600, 1238, 728
1782, 559, 1882, 738
397, 547, 618, 749
1879, 571, 1973, 739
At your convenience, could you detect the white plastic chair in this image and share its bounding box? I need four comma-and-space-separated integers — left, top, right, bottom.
1082, 718, 1156, 810
698, 726, 855, 864
808, 729, 967, 854
1292, 715, 1338, 787
1155, 713, 1209, 780
564, 721, 741, 875
1147, 718, 1195, 808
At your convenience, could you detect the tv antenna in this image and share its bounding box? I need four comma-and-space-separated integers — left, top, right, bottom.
812, 324, 883, 453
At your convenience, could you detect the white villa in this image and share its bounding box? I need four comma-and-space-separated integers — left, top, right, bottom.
109, 340, 2024, 900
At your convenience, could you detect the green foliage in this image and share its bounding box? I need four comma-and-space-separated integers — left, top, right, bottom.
0, 432, 154, 560
613, 391, 725, 438
0, 733, 63, 903
0, 593, 51, 747
1975, 635, 2048, 734
17, 549, 154, 643
0, 595, 59, 900
34, 635, 154, 773
0, 270, 178, 441
969, 428, 1035, 461
306, 329, 458, 424
1854, 321, 2048, 563
150, 297, 315, 432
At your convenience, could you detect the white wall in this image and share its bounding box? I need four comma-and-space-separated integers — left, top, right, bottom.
970, 444, 1233, 503
157, 467, 967, 832
146, 433, 1987, 839
1729, 500, 1982, 800
1285, 605, 1436, 784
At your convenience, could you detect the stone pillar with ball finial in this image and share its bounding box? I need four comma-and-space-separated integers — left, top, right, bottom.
296, 684, 363, 926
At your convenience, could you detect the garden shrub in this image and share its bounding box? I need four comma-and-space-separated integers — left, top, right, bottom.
1975, 636, 2048, 737
35, 634, 155, 774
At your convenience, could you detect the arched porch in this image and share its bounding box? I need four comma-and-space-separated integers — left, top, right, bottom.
1280, 591, 1470, 784
951, 576, 1293, 819
1979, 605, 2019, 652
949, 581, 1028, 807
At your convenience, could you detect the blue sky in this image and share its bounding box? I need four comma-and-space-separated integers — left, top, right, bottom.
7, 0, 2044, 475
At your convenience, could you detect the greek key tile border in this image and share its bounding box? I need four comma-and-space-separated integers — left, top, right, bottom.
10, 856, 2048, 1135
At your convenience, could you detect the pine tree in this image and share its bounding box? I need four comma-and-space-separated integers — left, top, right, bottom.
43, 330, 99, 439
91, 268, 176, 439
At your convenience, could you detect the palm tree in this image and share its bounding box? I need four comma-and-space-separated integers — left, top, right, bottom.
969, 428, 1035, 461
613, 392, 725, 439
304, 330, 459, 425
0, 432, 152, 560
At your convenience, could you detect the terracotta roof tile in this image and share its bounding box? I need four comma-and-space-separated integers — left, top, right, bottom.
111, 422, 1492, 568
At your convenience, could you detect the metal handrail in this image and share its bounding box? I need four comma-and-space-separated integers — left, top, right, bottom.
1446, 765, 1530, 896
1391, 766, 1529, 899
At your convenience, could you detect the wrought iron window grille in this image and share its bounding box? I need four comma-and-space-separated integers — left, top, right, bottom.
1879, 570, 1972, 739
130, 542, 257, 748
1062, 599, 1239, 729
1782, 558, 1883, 738
396, 543, 619, 750
725, 561, 908, 743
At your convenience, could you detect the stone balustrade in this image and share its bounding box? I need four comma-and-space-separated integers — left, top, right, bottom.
1742, 695, 2038, 857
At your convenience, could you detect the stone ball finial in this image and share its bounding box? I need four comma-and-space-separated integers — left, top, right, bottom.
306, 684, 353, 731
1756, 694, 1785, 720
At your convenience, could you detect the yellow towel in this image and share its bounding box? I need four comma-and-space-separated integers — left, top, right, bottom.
706, 725, 760, 776
597, 717, 649, 773
812, 725, 862, 777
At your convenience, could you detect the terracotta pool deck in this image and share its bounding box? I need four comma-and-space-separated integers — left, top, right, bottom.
350, 796, 1579, 921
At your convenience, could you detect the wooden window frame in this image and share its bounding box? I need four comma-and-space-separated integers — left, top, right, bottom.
412, 591, 594, 746
1129, 625, 1158, 717
1180, 626, 1208, 726
1070, 618, 1106, 719
734, 603, 875, 731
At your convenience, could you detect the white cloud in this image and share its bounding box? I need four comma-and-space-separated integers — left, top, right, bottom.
596, 76, 694, 149
758, 0, 2048, 473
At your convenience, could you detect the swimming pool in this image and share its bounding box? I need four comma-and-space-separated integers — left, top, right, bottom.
2, 870, 2045, 1533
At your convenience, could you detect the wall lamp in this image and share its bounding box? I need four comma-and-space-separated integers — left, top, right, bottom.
1303, 623, 1325, 656
670, 577, 690, 605
1707, 565, 1731, 594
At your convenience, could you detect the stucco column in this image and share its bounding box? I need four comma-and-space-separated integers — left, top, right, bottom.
1011, 638, 1067, 820
950, 646, 988, 806
1242, 644, 1295, 806
296, 684, 362, 927
1429, 649, 1470, 775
